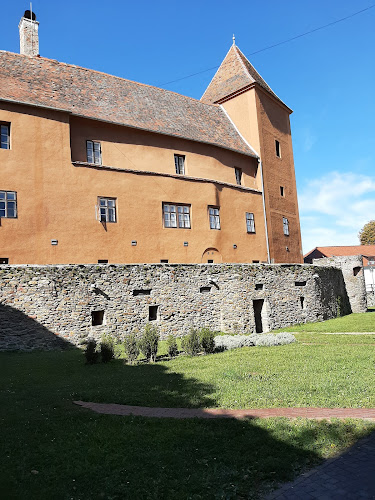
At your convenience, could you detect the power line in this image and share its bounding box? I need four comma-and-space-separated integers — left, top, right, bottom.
159, 4, 375, 87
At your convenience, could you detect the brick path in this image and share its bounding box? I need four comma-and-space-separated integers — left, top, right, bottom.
267, 431, 375, 499
73, 401, 375, 420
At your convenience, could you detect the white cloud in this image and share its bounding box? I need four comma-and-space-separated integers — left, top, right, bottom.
298, 171, 375, 253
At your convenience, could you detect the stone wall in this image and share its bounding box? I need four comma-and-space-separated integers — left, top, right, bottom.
0, 262, 356, 351
312, 255, 367, 313
367, 292, 375, 308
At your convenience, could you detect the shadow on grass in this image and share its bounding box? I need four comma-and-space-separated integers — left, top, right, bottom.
1, 349, 374, 499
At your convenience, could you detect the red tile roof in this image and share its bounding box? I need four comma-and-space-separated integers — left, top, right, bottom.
0, 51, 257, 158
201, 44, 287, 108
304, 245, 375, 265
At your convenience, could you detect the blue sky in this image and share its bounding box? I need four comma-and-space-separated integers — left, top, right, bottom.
1, 1, 374, 253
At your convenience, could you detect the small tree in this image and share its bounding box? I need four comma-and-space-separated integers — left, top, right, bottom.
123, 333, 140, 365
181, 329, 201, 356
166, 335, 178, 358
199, 328, 215, 354
139, 323, 160, 363
359, 220, 375, 245
84, 339, 100, 364
100, 334, 115, 363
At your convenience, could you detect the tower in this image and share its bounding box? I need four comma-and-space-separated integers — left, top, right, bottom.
201, 43, 303, 263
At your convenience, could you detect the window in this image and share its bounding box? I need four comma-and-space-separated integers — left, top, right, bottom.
174, 154, 185, 175
280, 186, 285, 197
246, 212, 255, 233
149, 305, 159, 321
160, 259, 169, 263
1, 124, 10, 149
98, 259, 108, 264
235, 167, 242, 185
91, 310, 104, 326
0, 191, 17, 218
209, 207, 220, 229
98, 197, 116, 223
87, 140, 102, 165
275, 140, 281, 158
0, 258, 9, 264
163, 204, 191, 228
283, 217, 289, 236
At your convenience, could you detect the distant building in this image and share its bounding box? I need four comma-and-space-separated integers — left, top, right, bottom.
304, 245, 375, 293
0, 10, 302, 265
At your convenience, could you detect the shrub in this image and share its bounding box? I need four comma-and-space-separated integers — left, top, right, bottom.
166, 335, 178, 358
84, 339, 100, 364
254, 332, 296, 347
181, 329, 201, 356
123, 333, 140, 364
199, 328, 215, 354
139, 323, 160, 362
214, 332, 296, 350
100, 334, 115, 363
113, 342, 123, 359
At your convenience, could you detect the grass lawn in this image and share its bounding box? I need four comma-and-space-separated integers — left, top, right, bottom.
273, 310, 375, 333
1, 312, 375, 499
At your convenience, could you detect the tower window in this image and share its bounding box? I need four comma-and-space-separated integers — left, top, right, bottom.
246, 212, 255, 233
0, 191, 17, 218
208, 207, 220, 230
163, 203, 191, 228
275, 140, 281, 158
97, 197, 116, 223
174, 154, 185, 175
283, 217, 289, 236
280, 186, 285, 197
149, 305, 159, 321
91, 310, 105, 326
0, 123, 10, 149
234, 167, 242, 185
87, 140, 102, 165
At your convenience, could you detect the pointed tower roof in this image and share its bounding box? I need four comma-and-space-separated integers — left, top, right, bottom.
201, 44, 286, 107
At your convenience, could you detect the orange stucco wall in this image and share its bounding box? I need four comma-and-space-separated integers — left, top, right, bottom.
0, 102, 268, 264
221, 86, 303, 264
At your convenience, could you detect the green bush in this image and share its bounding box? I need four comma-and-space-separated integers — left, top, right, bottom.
84, 339, 100, 364
139, 323, 160, 363
166, 335, 178, 358
100, 334, 115, 363
181, 329, 201, 356
123, 333, 140, 364
199, 328, 215, 354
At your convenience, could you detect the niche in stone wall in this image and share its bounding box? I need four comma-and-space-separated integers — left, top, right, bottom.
295, 281, 306, 287
255, 283, 264, 290
133, 289, 151, 296
149, 305, 159, 321
353, 267, 362, 277
92, 310, 105, 326
200, 286, 211, 293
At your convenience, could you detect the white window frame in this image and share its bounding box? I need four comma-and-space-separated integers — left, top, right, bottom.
163, 203, 191, 228
97, 197, 116, 223
246, 212, 255, 233
87, 140, 102, 165
1, 123, 10, 150
209, 206, 220, 230
235, 167, 242, 185
0, 191, 17, 218
174, 154, 185, 175
283, 217, 289, 236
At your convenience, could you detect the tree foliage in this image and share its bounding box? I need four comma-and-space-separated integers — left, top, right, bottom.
359, 220, 375, 245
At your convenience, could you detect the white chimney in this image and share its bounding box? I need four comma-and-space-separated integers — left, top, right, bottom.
19, 10, 39, 57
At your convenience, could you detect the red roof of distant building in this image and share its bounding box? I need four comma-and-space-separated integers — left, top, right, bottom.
304, 245, 375, 265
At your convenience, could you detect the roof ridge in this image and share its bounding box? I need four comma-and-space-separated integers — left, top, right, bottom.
233, 45, 254, 82
0, 50, 223, 111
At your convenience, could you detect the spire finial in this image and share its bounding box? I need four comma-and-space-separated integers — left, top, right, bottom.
232, 34, 235, 46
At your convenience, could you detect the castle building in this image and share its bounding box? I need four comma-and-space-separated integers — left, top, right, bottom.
0, 11, 302, 265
